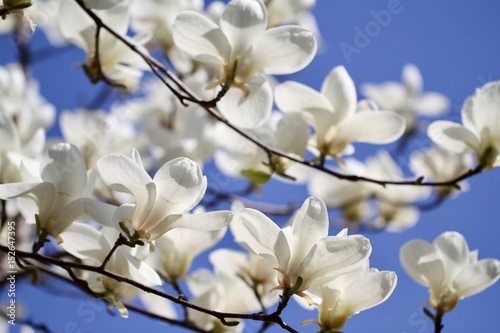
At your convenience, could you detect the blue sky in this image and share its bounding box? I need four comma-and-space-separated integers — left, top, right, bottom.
2, 1, 500, 332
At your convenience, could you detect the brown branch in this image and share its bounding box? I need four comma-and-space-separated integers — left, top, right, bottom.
1, 244, 299, 332
71, 0, 485, 190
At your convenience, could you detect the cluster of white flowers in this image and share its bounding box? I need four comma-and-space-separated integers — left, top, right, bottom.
0, 0, 499, 332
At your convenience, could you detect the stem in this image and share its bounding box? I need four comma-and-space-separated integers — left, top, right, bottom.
71, 0, 487, 190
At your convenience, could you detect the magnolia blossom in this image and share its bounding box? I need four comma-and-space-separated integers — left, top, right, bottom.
275, 66, 405, 162
60, 222, 162, 317
302, 259, 397, 332
121, 76, 218, 167
0, 143, 112, 243
410, 145, 474, 197
148, 222, 226, 280
214, 112, 309, 181
187, 269, 263, 332
361, 63, 450, 134
366, 150, 431, 232
209, 248, 280, 307
0, 63, 55, 158
231, 196, 371, 297
60, 108, 145, 170
400, 231, 500, 312
308, 159, 373, 227
57, 1, 149, 91
172, 0, 317, 128
428, 81, 500, 169
130, 0, 203, 73
96, 150, 232, 248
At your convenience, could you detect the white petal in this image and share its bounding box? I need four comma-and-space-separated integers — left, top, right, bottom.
336, 111, 405, 145
250, 25, 316, 75
218, 75, 272, 128
321, 66, 357, 122
149, 211, 232, 240
288, 197, 328, 270
344, 271, 397, 314
466, 81, 500, 137
139, 292, 178, 320
220, 0, 267, 57
399, 239, 444, 290
41, 143, 88, 198
427, 120, 480, 153
172, 11, 230, 64
97, 153, 155, 223
453, 259, 500, 298
275, 81, 332, 113
433, 231, 470, 280
232, 208, 280, 262
152, 157, 207, 214
296, 235, 372, 289
59, 222, 109, 263
413, 92, 450, 117
361, 82, 407, 111
402, 63, 422, 96
55, 198, 117, 235
275, 113, 310, 157
0, 112, 20, 152
121, 251, 162, 286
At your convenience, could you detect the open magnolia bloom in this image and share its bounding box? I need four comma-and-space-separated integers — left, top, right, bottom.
428, 81, 500, 169
57, 0, 149, 91
410, 145, 474, 198
0, 143, 113, 243
275, 66, 405, 162
231, 196, 371, 299
400, 231, 500, 313
308, 159, 373, 228
361, 63, 450, 134
366, 150, 431, 232
96, 150, 232, 249
187, 268, 266, 332
172, 0, 317, 128
209, 248, 281, 308
147, 221, 226, 280
214, 111, 309, 182
302, 259, 397, 332
60, 222, 162, 317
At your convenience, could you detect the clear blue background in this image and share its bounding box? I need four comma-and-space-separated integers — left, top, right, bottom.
1, 1, 500, 332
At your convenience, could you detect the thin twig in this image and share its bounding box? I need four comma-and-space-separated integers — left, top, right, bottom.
71, 0, 487, 189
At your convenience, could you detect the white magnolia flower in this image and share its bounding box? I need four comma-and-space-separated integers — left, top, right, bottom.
361, 63, 450, 134
97, 150, 232, 248
0, 63, 55, 158
303, 259, 397, 332
0, 143, 112, 243
209, 248, 280, 308
231, 196, 371, 297
308, 159, 373, 226
428, 81, 500, 169
60, 222, 162, 317
275, 66, 405, 162
187, 269, 263, 332
130, 0, 203, 73
60, 108, 143, 170
410, 145, 474, 197
148, 223, 226, 280
214, 112, 309, 181
122, 76, 217, 167
172, 0, 317, 128
400, 231, 500, 312
57, 1, 149, 91
265, 0, 315, 26
366, 150, 431, 232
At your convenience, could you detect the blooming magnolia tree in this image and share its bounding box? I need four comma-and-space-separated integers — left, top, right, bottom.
0, 1, 499, 333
